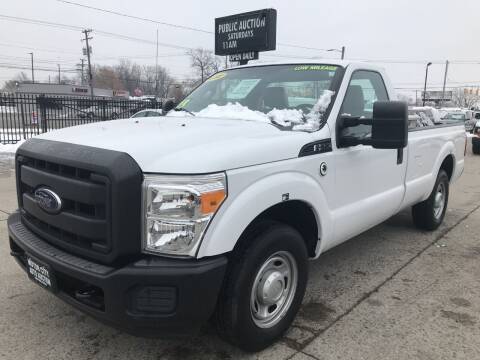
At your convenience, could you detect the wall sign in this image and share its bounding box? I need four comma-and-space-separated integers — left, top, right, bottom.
215, 8, 277, 62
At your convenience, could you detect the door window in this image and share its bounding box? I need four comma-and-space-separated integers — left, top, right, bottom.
340, 71, 389, 139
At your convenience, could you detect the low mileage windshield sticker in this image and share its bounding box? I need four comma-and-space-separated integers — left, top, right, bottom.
177, 98, 190, 108
227, 79, 261, 99
294, 65, 338, 71
207, 72, 227, 81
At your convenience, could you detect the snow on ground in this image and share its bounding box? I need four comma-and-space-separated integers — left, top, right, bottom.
0, 140, 25, 154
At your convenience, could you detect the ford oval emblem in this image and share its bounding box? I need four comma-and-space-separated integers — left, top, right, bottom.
34, 188, 62, 214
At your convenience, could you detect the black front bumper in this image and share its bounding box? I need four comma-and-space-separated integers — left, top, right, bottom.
8, 212, 227, 336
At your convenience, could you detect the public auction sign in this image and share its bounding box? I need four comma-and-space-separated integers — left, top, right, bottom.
215, 9, 277, 63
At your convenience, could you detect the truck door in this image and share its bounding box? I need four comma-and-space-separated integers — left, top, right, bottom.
332, 70, 407, 246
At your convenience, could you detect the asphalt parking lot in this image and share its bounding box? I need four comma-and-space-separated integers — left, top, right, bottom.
1, 142, 479, 360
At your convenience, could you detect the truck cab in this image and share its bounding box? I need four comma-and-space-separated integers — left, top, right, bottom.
7, 60, 465, 351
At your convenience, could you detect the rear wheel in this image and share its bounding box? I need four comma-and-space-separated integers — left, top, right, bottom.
412, 169, 449, 231
215, 221, 308, 352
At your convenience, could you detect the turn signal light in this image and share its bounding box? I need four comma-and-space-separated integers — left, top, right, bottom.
201, 190, 226, 215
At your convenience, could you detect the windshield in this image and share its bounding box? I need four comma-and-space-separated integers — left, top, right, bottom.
170, 64, 342, 131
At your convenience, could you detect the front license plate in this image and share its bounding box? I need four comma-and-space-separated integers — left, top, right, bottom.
26, 255, 57, 292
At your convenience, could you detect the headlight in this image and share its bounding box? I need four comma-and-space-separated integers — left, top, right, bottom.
142, 173, 227, 256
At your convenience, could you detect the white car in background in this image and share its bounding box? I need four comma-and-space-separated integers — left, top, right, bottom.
130, 109, 163, 118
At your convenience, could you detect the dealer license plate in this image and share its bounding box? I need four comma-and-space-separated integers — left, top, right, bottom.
26, 255, 56, 292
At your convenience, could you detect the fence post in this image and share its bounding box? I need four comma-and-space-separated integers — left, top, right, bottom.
101, 98, 106, 121
20, 94, 27, 140
38, 95, 48, 133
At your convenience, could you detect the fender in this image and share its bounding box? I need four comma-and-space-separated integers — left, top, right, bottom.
423, 141, 455, 201
197, 171, 333, 258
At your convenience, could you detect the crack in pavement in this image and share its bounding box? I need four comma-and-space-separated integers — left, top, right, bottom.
287, 203, 480, 356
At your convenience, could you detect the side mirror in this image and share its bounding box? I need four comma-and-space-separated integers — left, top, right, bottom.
162, 99, 176, 114
337, 101, 408, 149
371, 101, 408, 149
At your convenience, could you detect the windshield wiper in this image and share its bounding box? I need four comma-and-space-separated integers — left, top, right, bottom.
173, 107, 195, 116
268, 117, 294, 130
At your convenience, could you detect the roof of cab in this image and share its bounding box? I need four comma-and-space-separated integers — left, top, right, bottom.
226, 59, 382, 71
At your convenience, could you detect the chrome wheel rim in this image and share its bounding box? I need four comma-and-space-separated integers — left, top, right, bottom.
250, 251, 298, 328
433, 182, 446, 219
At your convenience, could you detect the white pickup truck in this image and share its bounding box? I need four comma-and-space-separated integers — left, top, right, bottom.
8, 60, 466, 351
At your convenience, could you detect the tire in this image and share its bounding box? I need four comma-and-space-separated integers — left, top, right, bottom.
473, 141, 480, 155
215, 221, 308, 352
412, 169, 449, 231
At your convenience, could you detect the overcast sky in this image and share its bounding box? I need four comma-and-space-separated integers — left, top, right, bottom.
1, 0, 479, 97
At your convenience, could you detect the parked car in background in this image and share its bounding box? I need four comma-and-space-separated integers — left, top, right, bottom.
77, 105, 125, 120
130, 109, 163, 118
472, 120, 480, 154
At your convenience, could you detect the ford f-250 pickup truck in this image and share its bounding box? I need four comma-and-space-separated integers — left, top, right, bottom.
7, 61, 466, 351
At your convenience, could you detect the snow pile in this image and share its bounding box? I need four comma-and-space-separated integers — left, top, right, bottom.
268, 108, 304, 126
196, 103, 270, 123
0, 140, 25, 154
292, 90, 335, 131
179, 90, 335, 132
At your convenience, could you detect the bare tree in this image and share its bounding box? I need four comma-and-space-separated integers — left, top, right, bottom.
92, 65, 125, 91
187, 48, 223, 83
452, 88, 479, 109
1, 72, 30, 92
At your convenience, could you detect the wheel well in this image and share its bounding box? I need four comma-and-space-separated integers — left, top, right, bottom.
237, 200, 319, 257
440, 155, 454, 180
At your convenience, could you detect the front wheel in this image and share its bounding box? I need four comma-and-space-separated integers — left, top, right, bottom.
412, 169, 449, 231
215, 222, 308, 352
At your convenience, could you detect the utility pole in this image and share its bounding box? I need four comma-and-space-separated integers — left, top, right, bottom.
57, 64, 61, 84
76, 59, 85, 85
441, 60, 449, 107
29, 52, 35, 83
423, 62, 432, 106
82, 29, 94, 98
341, 46, 345, 60
155, 28, 159, 96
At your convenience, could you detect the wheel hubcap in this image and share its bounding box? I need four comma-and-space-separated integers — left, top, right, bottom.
433, 182, 446, 219
250, 251, 298, 328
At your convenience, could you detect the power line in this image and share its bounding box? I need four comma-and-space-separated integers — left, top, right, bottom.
0, 14, 194, 51
52, 1, 341, 53
0, 41, 80, 55
0, 54, 78, 65
55, 0, 213, 34
0, 63, 77, 72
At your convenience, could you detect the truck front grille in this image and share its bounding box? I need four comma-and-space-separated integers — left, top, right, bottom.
18, 155, 112, 255
15, 139, 143, 264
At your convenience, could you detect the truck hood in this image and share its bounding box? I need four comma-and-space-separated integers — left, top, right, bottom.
37, 116, 317, 173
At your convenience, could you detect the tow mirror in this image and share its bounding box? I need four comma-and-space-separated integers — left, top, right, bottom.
338, 101, 408, 149
371, 101, 408, 149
